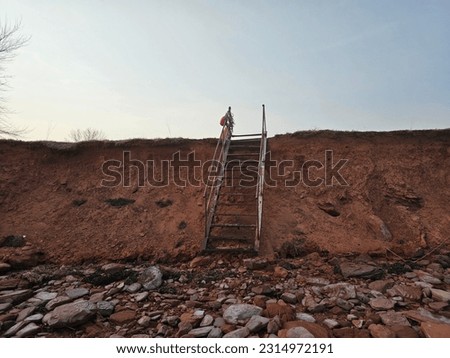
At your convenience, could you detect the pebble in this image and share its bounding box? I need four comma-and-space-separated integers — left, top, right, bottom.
281, 292, 297, 304
369, 297, 395, 311
323, 319, 339, 329
223, 327, 250, 338
188, 326, 214, 338
245, 315, 270, 332
223, 304, 263, 325
200, 314, 214, 327
207, 327, 223, 338
296, 313, 316, 323
430, 288, 450, 302
65, 288, 89, 300
35, 291, 58, 302
286, 327, 315, 338
16, 323, 40, 338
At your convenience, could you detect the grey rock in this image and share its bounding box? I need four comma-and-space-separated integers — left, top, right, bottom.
223, 304, 263, 324
200, 314, 214, 327
139, 266, 163, 290
16, 306, 35, 322
16, 323, 40, 337
267, 316, 282, 334
369, 297, 395, 311
303, 295, 326, 313
306, 277, 330, 286
214, 316, 226, 327
243, 258, 268, 270
43, 300, 97, 328
97, 301, 115, 317
245, 315, 270, 333
188, 326, 214, 337
24, 313, 44, 323
35, 291, 58, 302
296, 313, 316, 323
286, 327, 315, 338
207, 327, 223, 338
379, 311, 411, 326
156, 324, 170, 337
323, 318, 340, 329
322, 282, 356, 300
252, 284, 273, 295
101, 263, 127, 274
134, 292, 149, 302
223, 327, 250, 338
336, 298, 354, 311
177, 321, 193, 336
125, 283, 142, 293
89, 292, 106, 303
387, 285, 422, 301
417, 273, 442, 285
137, 316, 152, 327
431, 288, 450, 302
281, 292, 297, 304
0, 289, 33, 304
3, 321, 27, 337
0, 302, 12, 313
65, 287, 89, 299
340, 262, 382, 279
166, 315, 180, 327
45, 296, 72, 311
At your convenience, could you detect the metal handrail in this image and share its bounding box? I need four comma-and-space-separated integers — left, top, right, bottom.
255, 104, 267, 251
203, 108, 234, 247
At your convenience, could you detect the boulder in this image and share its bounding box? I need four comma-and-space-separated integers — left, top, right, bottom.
43, 301, 97, 328
139, 266, 163, 290
223, 304, 263, 325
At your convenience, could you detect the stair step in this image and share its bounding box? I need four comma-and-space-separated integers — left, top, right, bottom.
231, 138, 261, 143
218, 202, 257, 207
232, 133, 261, 138
203, 249, 256, 255
220, 192, 255, 196
224, 166, 257, 171
207, 236, 250, 241
229, 145, 260, 149
211, 224, 256, 228
214, 213, 257, 217
227, 153, 260, 157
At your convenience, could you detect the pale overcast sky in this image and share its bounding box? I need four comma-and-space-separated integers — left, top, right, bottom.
1, 0, 449, 141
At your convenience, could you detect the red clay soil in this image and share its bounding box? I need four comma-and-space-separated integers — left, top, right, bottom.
0, 129, 449, 265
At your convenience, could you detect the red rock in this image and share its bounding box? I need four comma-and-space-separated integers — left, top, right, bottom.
283, 321, 330, 338
189, 256, 213, 268
264, 303, 295, 322
421, 322, 450, 338
390, 325, 419, 338
274, 266, 288, 278
109, 309, 136, 324
369, 324, 395, 338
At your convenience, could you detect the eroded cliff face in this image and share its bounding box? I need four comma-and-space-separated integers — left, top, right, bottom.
1, 129, 449, 265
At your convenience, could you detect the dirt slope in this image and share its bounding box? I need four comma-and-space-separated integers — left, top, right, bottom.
0, 130, 449, 265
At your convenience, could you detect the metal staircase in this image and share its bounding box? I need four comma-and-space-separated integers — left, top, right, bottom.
202, 105, 268, 254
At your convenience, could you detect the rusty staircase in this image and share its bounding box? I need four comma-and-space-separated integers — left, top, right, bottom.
202, 106, 268, 254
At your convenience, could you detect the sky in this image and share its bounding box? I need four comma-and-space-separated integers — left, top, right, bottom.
1, 0, 449, 141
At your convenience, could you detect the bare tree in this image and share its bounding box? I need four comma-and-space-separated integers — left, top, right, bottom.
0, 21, 29, 137
68, 128, 106, 142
